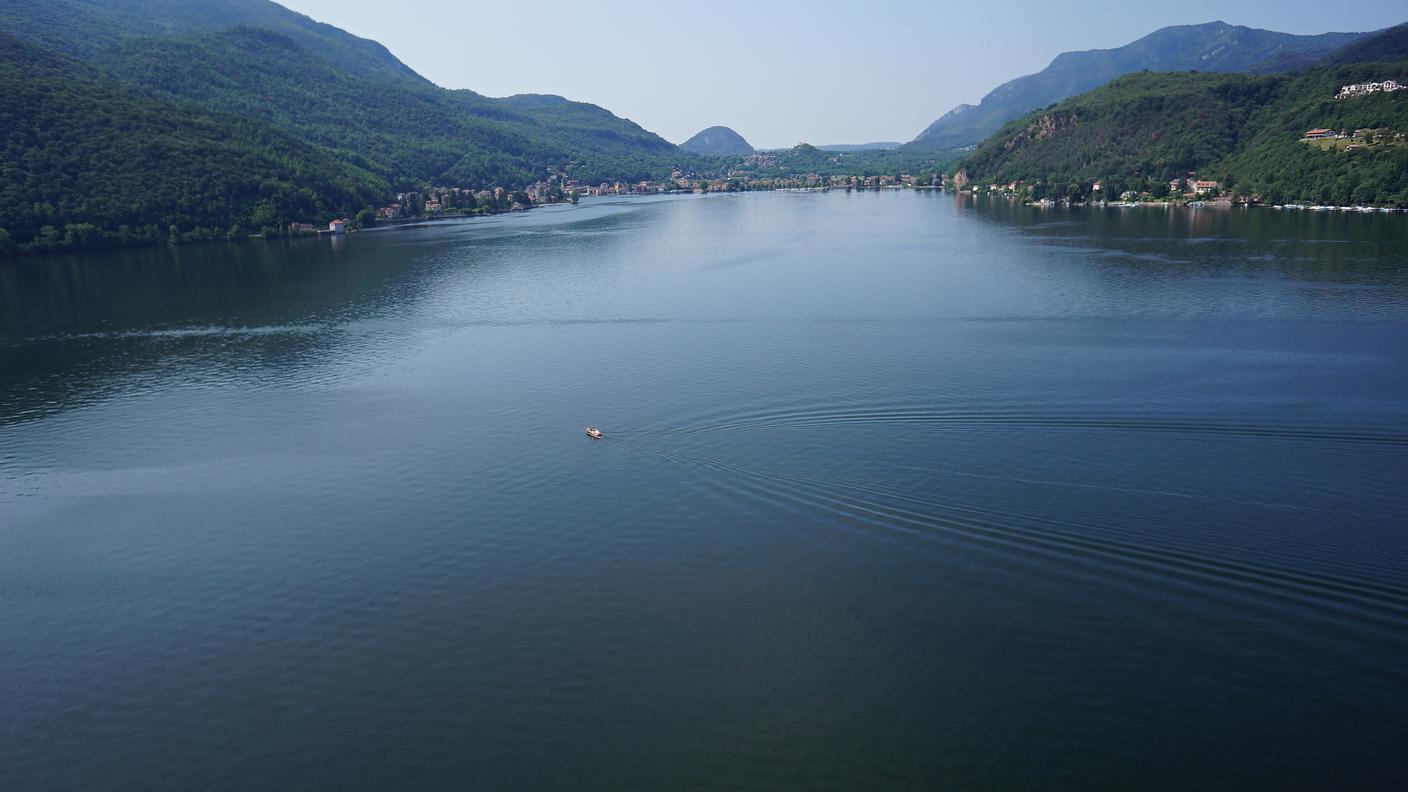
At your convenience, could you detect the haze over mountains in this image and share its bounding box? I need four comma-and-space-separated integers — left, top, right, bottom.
909, 21, 1370, 151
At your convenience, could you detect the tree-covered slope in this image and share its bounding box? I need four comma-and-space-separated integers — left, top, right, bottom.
680, 127, 754, 156
0, 0, 420, 84
910, 21, 1368, 151
1218, 67, 1408, 205
4, 0, 687, 189
0, 0, 698, 255
954, 62, 1408, 206
1321, 23, 1408, 65
0, 34, 388, 253
471, 93, 683, 186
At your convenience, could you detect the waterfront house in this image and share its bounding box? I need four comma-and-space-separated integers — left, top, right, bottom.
328, 219, 346, 234
1194, 180, 1219, 195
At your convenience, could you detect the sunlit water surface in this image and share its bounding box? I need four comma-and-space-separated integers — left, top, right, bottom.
3, 192, 1407, 789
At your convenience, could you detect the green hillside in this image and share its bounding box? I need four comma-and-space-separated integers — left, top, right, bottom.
96, 27, 678, 189
0, 0, 695, 254
1322, 23, 1408, 65
909, 21, 1368, 151
0, 0, 420, 83
0, 34, 387, 254
954, 62, 1408, 206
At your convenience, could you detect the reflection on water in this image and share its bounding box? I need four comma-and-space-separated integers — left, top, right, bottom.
3, 193, 1407, 789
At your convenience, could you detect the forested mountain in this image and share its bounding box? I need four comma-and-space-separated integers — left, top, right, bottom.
953, 61, 1408, 206
0, 0, 690, 254
681, 127, 755, 156
95, 27, 677, 190
0, 0, 420, 83
0, 34, 387, 253
910, 21, 1368, 151
1321, 23, 1408, 65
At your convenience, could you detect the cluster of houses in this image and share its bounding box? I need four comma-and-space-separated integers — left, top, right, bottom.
371, 179, 682, 221
958, 174, 1221, 203
287, 220, 346, 236
1169, 177, 1220, 197
1301, 127, 1404, 150
1336, 80, 1401, 99
286, 169, 937, 235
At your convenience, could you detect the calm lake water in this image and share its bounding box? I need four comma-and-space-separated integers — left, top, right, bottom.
3, 192, 1407, 789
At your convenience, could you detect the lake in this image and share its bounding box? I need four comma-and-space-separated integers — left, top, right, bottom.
3, 192, 1407, 789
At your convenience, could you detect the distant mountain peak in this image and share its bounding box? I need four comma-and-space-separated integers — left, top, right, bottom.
680, 126, 754, 156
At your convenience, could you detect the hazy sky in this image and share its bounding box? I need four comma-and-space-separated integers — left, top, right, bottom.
277, 1, 1405, 148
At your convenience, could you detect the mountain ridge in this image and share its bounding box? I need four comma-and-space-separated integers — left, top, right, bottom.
952, 58, 1408, 206
91, 26, 679, 189
910, 21, 1369, 151
0, 0, 697, 252
0, 0, 420, 83
0, 32, 388, 253
1321, 23, 1408, 65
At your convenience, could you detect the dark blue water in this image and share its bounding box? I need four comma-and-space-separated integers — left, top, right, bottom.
3, 192, 1407, 789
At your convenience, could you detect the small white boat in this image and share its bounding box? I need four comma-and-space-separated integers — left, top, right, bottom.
586, 426, 603, 439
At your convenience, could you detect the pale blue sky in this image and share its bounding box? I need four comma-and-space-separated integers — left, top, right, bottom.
278, 1, 1406, 148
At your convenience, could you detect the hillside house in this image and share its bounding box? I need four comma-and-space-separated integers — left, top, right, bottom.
1303, 128, 1335, 140
1337, 80, 1403, 99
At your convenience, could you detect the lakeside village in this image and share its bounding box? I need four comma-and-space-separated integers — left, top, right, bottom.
295, 78, 1406, 237
952, 77, 1408, 213
291, 168, 943, 237
953, 169, 1407, 214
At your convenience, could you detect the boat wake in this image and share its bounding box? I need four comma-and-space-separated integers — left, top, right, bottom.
621, 441, 1408, 633
636, 403, 1408, 449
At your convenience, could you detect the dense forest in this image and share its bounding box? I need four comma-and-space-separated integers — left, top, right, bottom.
96, 27, 681, 191
954, 59, 1408, 206
0, 0, 423, 82
0, 35, 388, 254
907, 21, 1368, 151
0, 0, 695, 254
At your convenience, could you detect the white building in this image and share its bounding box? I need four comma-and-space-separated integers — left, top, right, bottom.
1337, 80, 1403, 99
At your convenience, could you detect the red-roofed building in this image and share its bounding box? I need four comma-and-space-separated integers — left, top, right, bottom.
1303, 128, 1335, 139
